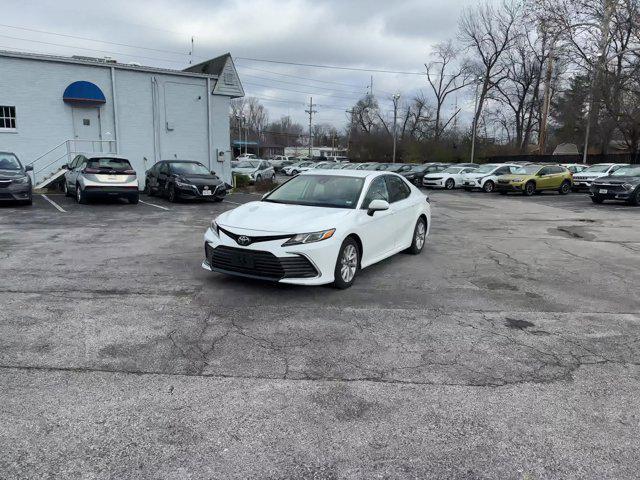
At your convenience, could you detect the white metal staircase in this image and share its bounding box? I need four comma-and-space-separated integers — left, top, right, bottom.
28, 139, 116, 190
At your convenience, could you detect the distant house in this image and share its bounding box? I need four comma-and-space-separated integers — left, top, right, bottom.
0, 50, 244, 187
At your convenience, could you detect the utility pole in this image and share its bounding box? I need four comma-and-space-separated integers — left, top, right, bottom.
583, 0, 615, 163
305, 97, 317, 159
538, 35, 556, 154
370, 76, 373, 96
470, 78, 482, 164
345, 109, 354, 155
392, 93, 400, 163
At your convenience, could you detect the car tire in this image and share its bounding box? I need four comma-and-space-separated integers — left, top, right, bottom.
483, 180, 495, 193
559, 181, 571, 195
76, 184, 87, 204
291, 170, 299, 176
129, 194, 139, 205
333, 237, 360, 289
407, 217, 427, 255
445, 178, 455, 190
591, 195, 604, 204
628, 189, 640, 206
167, 184, 177, 203
63, 180, 70, 197
143, 182, 150, 195
256, 174, 262, 183
523, 181, 536, 196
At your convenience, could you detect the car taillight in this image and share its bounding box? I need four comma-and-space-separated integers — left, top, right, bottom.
123, 169, 136, 175
83, 168, 100, 174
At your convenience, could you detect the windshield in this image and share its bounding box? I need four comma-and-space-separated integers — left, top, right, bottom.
474, 164, 499, 174
584, 164, 613, 173
513, 165, 541, 175
409, 164, 428, 172
0, 153, 22, 170
442, 167, 464, 174
236, 160, 260, 168
170, 162, 210, 175
86, 157, 132, 171
383, 164, 408, 172
264, 174, 364, 209
612, 166, 640, 177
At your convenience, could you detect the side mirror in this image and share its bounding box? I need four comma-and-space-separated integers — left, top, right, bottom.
211, 171, 216, 176
367, 199, 390, 216
25, 165, 34, 172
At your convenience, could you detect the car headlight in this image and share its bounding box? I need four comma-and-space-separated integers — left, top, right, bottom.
282, 228, 336, 246
511, 178, 523, 183
210, 220, 220, 237
175, 180, 194, 188
622, 183, 634, 190
12, 175, 29, 184
406, 174, 415, 179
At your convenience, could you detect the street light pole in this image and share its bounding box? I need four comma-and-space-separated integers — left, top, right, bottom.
392, 93, 400, 163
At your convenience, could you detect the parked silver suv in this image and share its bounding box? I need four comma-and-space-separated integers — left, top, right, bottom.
63, 155, 139, 204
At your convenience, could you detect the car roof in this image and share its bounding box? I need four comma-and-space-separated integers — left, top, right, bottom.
299, 169, 397, 179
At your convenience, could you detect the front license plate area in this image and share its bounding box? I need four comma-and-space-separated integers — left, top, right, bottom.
230, 251, 254, 269
599, 189, 608, 194
202, 190, 212, 196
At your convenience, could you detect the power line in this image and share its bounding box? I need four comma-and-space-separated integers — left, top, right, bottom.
0, 33, 189, 65
235, 57, 428, 76
235, 64, 368, 88
242, 80, 362, 101
0, 23, 193, 57
240, 73, 367, 96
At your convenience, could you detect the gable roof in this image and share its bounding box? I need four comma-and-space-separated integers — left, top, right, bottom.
184, 53, 245, 98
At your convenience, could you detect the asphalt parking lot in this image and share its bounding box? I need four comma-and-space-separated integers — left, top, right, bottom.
1, 188, 639, 479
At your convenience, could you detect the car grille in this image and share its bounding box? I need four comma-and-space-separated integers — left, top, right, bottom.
206, 245, 318, 279
592, 183, 625, 192
498, 179, 511, 184
0, 192, 14, 199
426, 177, 443, 181
0, 180, 12, 188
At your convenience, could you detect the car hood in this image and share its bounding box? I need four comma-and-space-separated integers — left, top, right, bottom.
0, 169, 26, 179
423, 172, 445, 178
574, 172, 607, 179
217, 201, 353, 233
593, 175, 640, 184
177, 174, 223, 185
232, 167, 257, 174
462, 171, 493, 179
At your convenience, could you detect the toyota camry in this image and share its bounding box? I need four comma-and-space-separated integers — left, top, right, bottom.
202, 170, 431, 288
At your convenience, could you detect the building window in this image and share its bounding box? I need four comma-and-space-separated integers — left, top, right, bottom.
0, 106, 17, 131
223, 72, 235, 85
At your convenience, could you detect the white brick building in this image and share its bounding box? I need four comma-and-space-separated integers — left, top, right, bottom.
0, 50, 244, 187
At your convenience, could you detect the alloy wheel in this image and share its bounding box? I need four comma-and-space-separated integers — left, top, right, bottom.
445, 178, 455, 190
415, 221, 426, 250
340, 244, 358, 283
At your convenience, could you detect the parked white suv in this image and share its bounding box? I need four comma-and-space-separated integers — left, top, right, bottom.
282, 161, 315, 176
461, 164, 520, 193
572, 163, 629, 191
232, 159, 276, 183
63, 155, 139, 204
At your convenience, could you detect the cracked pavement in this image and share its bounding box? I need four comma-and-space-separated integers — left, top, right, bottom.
1, 190, 639, 479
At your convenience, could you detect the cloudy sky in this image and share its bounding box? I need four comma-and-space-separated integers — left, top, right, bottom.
1, 0, 479, 128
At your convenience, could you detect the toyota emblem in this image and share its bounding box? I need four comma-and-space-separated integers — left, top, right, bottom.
237, 235, 251, 246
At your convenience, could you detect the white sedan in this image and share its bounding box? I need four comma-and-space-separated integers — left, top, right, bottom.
282, 161, 315, 176
202, 170, 431, 288
460, 163, 520, 193
423, 166, 478, 189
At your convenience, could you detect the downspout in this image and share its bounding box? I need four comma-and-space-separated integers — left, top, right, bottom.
110, 67, 120, 154
206, 77, 212, 171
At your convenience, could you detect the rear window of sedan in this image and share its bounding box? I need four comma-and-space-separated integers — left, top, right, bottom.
86, 158, 133, 171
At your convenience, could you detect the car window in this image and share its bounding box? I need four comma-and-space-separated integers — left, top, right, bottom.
551, 166, 565, 174
539, 167, 551, 175
86, 157, 133, 171
385, 175, 411, 203
159, 163, 169, 174
361, 176, 389, 209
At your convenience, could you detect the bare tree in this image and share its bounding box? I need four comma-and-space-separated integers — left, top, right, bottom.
459, 0, 522, 130
425, 40, 473, 141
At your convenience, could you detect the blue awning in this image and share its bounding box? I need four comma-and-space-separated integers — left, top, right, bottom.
63, 81, 106, 106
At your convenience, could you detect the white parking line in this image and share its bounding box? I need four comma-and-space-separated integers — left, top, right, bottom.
40, 194, 66, 212
139, 200, 170, 211
223, 200, 243, 205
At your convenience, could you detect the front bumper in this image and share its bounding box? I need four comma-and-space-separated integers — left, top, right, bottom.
0, 182, 31, 201
589, 186, 635, 201
496, 182, 524, 192
572, 180, 594, 190
175, 183, 226, 199
422, 178, 444, 187
202, 226, 338, 285
462, 179, 481, 188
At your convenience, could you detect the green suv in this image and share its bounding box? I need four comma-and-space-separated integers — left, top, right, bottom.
496, 164, 573, 196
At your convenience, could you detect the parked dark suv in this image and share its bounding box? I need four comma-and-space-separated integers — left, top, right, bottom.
144, 160, 226, 202
0, 152, 33, 205
590, 165, 640, 206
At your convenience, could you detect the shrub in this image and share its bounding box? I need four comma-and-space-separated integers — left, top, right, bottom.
233, 173, 251, 188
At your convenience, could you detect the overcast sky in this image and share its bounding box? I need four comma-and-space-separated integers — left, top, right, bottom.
2, 0, 480, 128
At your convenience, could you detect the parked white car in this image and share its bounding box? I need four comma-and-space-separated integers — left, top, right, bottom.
561, 163, 590, 174
282, 161, 314, 176
423, 166, 479, 189
572, 163, 629, 191
461, 164, 520, 193
326, 156, 350, 163
232, 159, 275, 183
202, 170, 431, 288
235, 153, 257, 160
